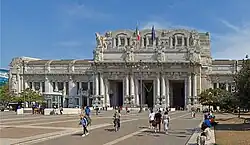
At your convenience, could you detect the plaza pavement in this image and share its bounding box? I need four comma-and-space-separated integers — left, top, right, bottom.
0, 111, 202, 145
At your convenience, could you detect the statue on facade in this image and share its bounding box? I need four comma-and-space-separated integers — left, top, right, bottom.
11, 75, 17, 91
188, 49, 200, 63
156, 47, 164, 62
93, 49, 101, 61
189, 33, 200, 47
95, 32, 107, 49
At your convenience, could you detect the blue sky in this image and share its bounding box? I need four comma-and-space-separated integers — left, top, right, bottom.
1, 0, 250, 68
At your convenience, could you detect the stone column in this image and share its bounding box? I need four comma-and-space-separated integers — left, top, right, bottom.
118, 37, 121, 46
100, 74, 105, 96
40, 82, 43, 92
156, 73, 160, 98
188, 74, 192, 104
63, 82, 66, 95
135, 79, 139, 106
113, 38, 116, 47
161, 74, 166, 106
226, 83, 229, 91
125, 37, 128, 46
166, 78, 170, 108
184, 78, 188, 107
104, 79, 110, 107
130, 74, 135, 104
216, 83, 219, 88
146, 37, 149, 46
94, 73, 99, 96
187, 37, 189, 46
125, 74, 129, 97
170, 37, 173, 47
193, 74, 197, 103
182, 37, 185, 46
175, 36, 178, 46
32, 82, 35, 91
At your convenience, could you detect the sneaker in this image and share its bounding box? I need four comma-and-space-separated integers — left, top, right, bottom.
165, 132, 168, 135
82, 134, 86, 137
154, 129, 157, 133
86, 133, 89, 136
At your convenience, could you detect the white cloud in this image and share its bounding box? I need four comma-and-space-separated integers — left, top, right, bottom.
212, 20, 250, 59
55, 41, 82, 47
141, 19, 250, 59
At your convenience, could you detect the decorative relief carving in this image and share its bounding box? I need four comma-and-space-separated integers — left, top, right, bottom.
155, 47, 165, 62
11, 75, 17, 91
123, 46, 134, 62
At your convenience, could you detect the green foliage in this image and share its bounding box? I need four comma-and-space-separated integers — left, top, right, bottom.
199, 88, 219, 106
11, 88, 44, 103
234, 58, 250, 109
199, 88, 237, 112
0, 83, 12, 106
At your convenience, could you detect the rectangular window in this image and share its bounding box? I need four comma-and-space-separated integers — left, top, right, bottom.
148, 37, 153, 46
77, 82, 80, 94
81, 82, 88, 91
177, 37, 182, 45
144, 37, 146, 47
34, 82, 40, 91
120, 38, 125, 46
156, 37, 159, 46
219, 83, 226, 90
90, 82, 93, 95
172, 37, 175, 46
115, 38, 118, 46
228, 83, 232, 92
57, 82, 64, 91
53, 82, 56, 91
184, 37, 187, 46
42, 82, 45, 92
213, 83, 217, 89
127, 38, 130, 46
29, 82, 32, 89
65, 82, 69, 95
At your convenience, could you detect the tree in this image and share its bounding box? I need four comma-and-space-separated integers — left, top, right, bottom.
234, 56, 250, 116
216, 89, 237, 112
0, 83, 13, 106
12, 88, 44, 106
199, 88, 219, 110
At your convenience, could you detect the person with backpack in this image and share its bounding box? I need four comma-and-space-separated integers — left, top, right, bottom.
80, 115, 89, 137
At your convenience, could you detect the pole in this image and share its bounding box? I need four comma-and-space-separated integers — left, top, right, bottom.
22, 60, 26, 107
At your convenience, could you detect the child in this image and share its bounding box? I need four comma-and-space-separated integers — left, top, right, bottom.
80, 115, 89, 137
162, 111, 170, 134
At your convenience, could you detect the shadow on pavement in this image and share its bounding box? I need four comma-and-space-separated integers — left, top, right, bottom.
104, 128, 116, 132
71, 133, 84, 136
215, 117, 250, 131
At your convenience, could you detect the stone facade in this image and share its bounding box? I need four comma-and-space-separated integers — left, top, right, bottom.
8, 29, 242, 109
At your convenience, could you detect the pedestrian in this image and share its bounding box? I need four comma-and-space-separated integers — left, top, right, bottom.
162, 111, 170, 134
80, 115, 89, 137
154, 110, 162, 132
148, 109, 155, 129
85, 106, 90, 117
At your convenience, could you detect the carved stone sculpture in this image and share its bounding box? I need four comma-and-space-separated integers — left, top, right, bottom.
95, 32, 107, 49
93, 50, 101, 61
11, 75, 17, 91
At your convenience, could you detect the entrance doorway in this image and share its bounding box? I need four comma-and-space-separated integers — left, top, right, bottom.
170, 80, 185, 109
109, 80, 123, 107
141, 80, 154, 108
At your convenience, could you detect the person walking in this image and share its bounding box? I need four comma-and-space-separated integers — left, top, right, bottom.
162, 111, 170, 134
80, 115, 89, 137
148, 109, 155, 129
154, 110, 162, 133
